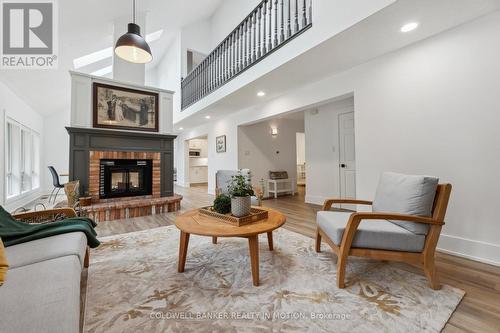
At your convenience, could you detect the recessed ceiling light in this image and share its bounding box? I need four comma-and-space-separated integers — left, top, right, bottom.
178, 127, 184, 130
400, 22, 419, 33
257, 91, 266, 97
205, 115, 211, 119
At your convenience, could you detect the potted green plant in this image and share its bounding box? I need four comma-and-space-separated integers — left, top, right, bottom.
227, 171, 254, 217
213, 194, 231, 214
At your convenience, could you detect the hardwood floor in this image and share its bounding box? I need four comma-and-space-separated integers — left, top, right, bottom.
94, 185, 500, 333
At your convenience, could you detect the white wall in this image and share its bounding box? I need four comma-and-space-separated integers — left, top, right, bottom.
174, 11, 500, 265
304, 98, 354, 204
43, 110, 70, 191
181, 19, 212, 78
0, 81, 44, 210
209, 0, 261, 49
156, 34, 182, 116
238, 117, 304, 192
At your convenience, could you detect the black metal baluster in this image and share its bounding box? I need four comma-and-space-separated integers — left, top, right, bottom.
196, 67, 200, 102
228, 35, 232, 78
219, 43, 223, 85
239, 25, 244, 71
247, 18, 251, 65
294, 0, 299, 32
249, 17, 252, 63
225, 39, 229, 80
268, 0, 272, 50
193, 68, 197, 103
187, 78, 190, 107
200, 61, 204, 97
274, 0, 278, 46
215, 47, 219, 88
231, 32, 235, 75
199, 66, 202, 99
208, 54, 212, 92
218, 46, 222, 86
245, 19, 250, 67
187, 76, 191, 106
309, 0, 312, 26
287, 0, 291, 38
262, 1, 267, 54
258, 6, 262, 58
248, 16, 253, 64
222, 40, 226, 82
280, 0, 285, 42
302, 0, 307, 27
191, 73, 194, 105
252, 12, 257, 62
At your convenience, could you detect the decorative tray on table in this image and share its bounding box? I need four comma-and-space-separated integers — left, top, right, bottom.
198, 207, 268, 227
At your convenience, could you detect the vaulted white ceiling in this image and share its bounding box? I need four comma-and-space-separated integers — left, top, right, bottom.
0, 0, 222, 116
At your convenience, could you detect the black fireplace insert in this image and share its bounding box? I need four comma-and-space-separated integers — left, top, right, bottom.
100, 159, 152, 199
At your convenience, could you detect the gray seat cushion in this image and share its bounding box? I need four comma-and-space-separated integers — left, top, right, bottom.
317, 211, 426, 252
0, 255, 81, 333
373, 172, 438, 235
4, 232, 87, 269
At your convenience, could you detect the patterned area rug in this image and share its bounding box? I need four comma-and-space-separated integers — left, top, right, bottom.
84, 226, 464, 333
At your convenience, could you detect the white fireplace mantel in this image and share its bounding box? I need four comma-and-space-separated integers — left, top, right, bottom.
69, 71, 175, 134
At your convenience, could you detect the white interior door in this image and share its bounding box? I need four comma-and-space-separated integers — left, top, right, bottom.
339, 112, 356, 203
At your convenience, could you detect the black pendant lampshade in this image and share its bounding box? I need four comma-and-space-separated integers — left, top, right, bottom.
114, 0, 153, 64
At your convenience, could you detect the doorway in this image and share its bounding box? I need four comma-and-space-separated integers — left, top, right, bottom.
296, 132, 306, 186
187, 136, 208, 188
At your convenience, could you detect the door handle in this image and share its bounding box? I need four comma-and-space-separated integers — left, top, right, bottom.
340, 163, 346, 168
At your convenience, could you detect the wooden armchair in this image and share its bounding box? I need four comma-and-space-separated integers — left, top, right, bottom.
13, 208, 90, 268
316, 173, 452, 290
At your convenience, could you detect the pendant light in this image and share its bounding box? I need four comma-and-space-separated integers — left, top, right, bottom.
114, 0, 153, 64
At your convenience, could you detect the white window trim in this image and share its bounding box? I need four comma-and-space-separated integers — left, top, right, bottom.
4, 117, 41, 204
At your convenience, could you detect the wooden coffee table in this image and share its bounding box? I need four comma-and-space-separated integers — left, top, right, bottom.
174, 207, 286, 286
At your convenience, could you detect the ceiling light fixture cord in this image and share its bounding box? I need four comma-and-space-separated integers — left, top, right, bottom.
133, 0, 136, 24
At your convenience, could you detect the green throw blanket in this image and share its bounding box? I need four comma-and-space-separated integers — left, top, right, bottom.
0, 206, 100, 248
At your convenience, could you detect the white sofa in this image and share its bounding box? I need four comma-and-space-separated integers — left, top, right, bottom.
0, 232, 88, 333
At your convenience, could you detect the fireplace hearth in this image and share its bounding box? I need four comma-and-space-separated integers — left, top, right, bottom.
100, 159, 152, 199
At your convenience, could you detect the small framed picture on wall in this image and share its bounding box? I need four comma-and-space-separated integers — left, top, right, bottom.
216, 135, 226, 153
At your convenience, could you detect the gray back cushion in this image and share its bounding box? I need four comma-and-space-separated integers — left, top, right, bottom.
372, 172, 438, 235
216, 169, 251, 195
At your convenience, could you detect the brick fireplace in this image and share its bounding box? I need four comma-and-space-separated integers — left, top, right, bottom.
88, 151, 161, 202
66, 127, 181, 222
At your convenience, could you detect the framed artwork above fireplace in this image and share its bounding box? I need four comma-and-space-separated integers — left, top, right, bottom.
93, 82, 159, 132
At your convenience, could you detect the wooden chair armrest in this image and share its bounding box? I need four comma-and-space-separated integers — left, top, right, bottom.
348, 212, 443, 225
13, 208, 77, 224
339, 212, 442, 255
322, 199, 373, 211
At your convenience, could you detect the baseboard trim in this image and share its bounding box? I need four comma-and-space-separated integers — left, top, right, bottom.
438, 233, 500, 267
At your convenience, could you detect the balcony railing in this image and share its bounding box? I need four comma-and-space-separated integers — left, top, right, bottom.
181, 0, 313, 110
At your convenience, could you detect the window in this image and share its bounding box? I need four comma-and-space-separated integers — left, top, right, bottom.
4, 118, 40, 200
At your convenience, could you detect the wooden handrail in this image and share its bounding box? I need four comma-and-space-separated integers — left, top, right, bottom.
181, 0, 313, 110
